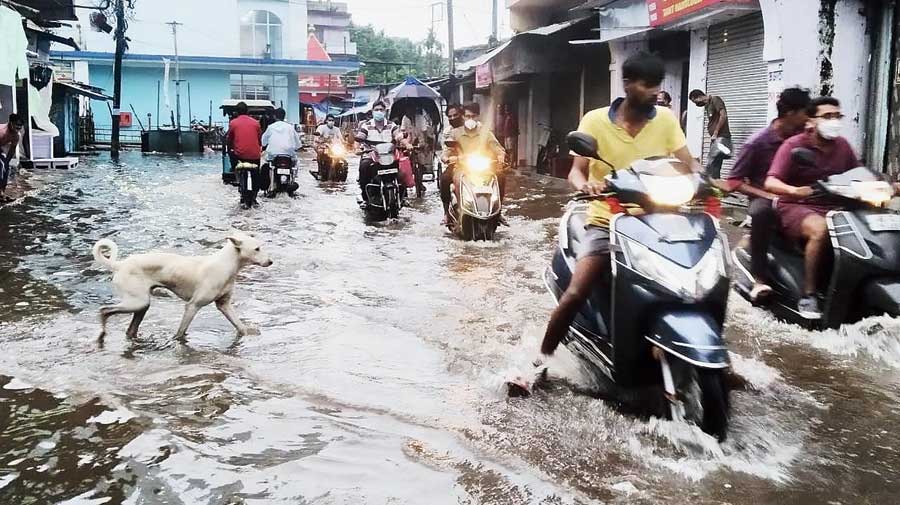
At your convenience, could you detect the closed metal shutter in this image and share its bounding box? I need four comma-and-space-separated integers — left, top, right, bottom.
704, 12, 768, 178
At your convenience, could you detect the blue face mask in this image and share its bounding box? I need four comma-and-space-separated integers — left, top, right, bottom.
373, 110, 385, 121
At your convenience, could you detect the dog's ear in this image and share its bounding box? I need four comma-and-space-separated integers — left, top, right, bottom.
226, 235, 243, 248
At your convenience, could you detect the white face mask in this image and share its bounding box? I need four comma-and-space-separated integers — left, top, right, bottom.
817, 118, 842, 140
464, 119, 479, 130
326, 120, 334, 127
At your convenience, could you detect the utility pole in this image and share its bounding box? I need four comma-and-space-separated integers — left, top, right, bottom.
447, 0, 455, 75
492, 0, 499, 44
110, 0, 126, 159
166, 20, 183, 152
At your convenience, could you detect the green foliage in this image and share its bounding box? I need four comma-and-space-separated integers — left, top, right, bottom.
350, 24, 446, 83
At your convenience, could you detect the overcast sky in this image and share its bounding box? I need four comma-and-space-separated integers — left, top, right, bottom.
342, 0, 512, 52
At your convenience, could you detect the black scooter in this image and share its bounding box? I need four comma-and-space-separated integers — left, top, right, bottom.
312, 140, 349, 182
525, 132, 733, 441
733, 150, 900, 328
359, 141, 402, 221
265, 155, 300, 198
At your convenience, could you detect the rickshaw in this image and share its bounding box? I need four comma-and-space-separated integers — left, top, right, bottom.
220, 99, 276, 185
388, 77, 443, 198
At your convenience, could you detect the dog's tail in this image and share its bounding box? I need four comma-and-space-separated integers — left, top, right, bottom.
92, 239, 120, 271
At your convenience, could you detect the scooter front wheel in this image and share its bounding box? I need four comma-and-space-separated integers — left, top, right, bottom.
695, 369, 730, 442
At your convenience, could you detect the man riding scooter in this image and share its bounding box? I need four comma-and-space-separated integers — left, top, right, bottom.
226, 101, 263, 210
719, 88, 811, 302
762, 96, 891, 319
261, 107, 302, 197
534, 51, 700, 367
356, 101, 404, 206
440, 102, 506, 225
315, 114, 341, 173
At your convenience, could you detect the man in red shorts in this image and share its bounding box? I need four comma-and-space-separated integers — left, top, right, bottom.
764, 97, 860, 319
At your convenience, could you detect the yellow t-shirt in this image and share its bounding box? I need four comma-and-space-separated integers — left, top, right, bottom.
578, 101, 687, 227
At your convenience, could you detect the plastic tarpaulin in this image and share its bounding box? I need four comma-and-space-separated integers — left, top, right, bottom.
0, 6, 29, 87
29, 79, 59, 136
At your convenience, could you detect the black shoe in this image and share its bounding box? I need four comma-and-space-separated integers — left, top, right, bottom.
251, 201, 260, 209
240, 203, 250, 210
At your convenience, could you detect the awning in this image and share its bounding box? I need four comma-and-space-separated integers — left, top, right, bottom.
457, 16, 593, 72
25, 20, 79, 50
55, 80, 111, 101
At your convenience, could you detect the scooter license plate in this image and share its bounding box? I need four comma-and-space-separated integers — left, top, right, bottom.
377, 168, 398, 175
276, 168, 291, 175
474, 186, 493, 194
865, 214, 900, 232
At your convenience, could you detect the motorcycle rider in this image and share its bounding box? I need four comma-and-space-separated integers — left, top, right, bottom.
226, 101, 263, 210
315, 114, 342, 172
535, 51, 700, 365
261, 107, 302, 196
764, 97, 872, 319
356, 101, 404, 205
440, 102, 506, 225
721, 87, 811, 301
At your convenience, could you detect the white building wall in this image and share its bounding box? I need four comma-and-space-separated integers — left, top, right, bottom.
686, 28, 708, 159
759, 0, 871, 154
607, 38, 648, 101
66, 0, 307, 60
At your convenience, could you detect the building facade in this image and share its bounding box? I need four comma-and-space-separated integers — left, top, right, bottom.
52, 0, 357, 139
485, 0, 895, 177
307, 1, 357, 58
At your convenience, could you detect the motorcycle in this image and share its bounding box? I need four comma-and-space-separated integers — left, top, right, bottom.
359, 140, 402, 221
312, 140, 349, 182
265, 155, 300, 198
733, 148, 900, 329
444, 140, 502, 241
526, 132, 733, 441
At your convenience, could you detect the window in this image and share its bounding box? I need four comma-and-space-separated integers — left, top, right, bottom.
240, 10, 282, 58
230, 73, 289, 107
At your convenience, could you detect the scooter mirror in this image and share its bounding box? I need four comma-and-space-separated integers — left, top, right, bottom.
566, 131, 600, 159
791, 147, 816, 167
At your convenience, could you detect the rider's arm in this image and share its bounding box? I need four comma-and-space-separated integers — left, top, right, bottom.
672, 145, 701, 174
486, 131, 506, 164
569, 157, 605, 195
764, 142, 813, 198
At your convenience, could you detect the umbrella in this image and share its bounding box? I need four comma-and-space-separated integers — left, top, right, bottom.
388, 76, 442, 101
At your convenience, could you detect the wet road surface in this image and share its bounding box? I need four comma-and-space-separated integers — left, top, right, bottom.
1, 153, 899, 504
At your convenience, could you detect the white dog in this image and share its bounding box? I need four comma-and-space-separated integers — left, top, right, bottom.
91, 232, 273, 342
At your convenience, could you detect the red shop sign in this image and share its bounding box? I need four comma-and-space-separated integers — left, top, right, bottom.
647, 0, 751, 27
475, 63, 492, 89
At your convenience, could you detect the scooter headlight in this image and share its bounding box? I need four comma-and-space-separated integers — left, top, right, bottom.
622, 238, 726, 301
465, 154, 492, 174
329, 143, 347, 158
640, 174, 697, 207
851, 181, 893, 206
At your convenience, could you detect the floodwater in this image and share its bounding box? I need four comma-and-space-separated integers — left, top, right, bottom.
1, 152, 898, 504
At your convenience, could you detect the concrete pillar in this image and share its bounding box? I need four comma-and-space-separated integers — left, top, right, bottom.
686, 28, 708, 159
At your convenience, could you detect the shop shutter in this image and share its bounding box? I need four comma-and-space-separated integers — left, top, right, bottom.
704, 12, 768, 178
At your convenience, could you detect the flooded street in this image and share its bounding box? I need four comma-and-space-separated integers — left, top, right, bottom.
1, 153, 899, 504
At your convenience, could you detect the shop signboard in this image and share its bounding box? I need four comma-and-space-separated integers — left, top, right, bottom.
647, 0, 752, 26
475, 63, 492, 89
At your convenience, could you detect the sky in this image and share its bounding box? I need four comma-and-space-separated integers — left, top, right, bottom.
341, 0, 513, 53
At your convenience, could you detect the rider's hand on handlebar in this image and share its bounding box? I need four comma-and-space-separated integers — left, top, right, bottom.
580, 181, 608, 196
791, 186, 814, 199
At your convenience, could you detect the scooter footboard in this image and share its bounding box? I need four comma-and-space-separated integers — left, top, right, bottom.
645, 310, 729, 368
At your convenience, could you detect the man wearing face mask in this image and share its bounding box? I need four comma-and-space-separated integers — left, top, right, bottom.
356, 101, 403, 204
720, 87, 811, 302
440, 102, 506, 225
315, 114, 341, 172
534, 51, 700, 368
764, 96, 862, 319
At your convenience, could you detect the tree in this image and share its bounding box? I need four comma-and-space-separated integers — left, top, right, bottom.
349, 24, 447, 83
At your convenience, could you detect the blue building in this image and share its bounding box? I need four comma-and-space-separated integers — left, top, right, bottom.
51, 0, 357, 138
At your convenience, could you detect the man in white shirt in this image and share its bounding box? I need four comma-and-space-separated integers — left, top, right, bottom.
261, 108, 301, 194
355, 101, 403, 203
261, 108, 301, 161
